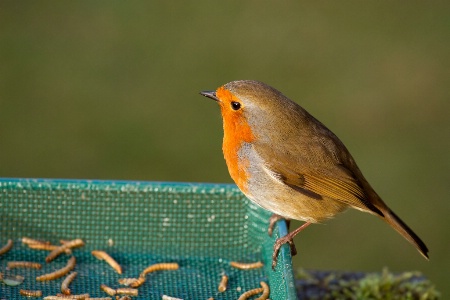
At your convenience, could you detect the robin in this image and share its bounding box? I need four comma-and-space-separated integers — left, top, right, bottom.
200, 80, 428, 269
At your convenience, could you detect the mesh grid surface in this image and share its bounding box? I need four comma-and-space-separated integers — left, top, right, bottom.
0, 178, 296, 299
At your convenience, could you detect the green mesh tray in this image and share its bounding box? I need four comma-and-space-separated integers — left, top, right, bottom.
0, 178, 296, 299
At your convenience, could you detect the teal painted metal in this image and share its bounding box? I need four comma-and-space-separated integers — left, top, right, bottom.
0, 178, 296, 299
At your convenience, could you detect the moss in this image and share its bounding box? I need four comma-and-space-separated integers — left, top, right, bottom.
296, 268, 440, 300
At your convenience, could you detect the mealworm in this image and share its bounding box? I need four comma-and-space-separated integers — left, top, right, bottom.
61, 239, 85, 248
100, 284, 116, 296
128, 276, 146, 288
46, 239, 84, 263
7, 261, 42, 269
28, 243, 59, 250
0, 239, 13, 256
19, 290, 42, 297
71, 294, 90, 300
1, 274, 24, 286
117, 297, 132, 300
237, 286, 264, 300
161, 295, 183, 300
44, 294, 89, 300
116, 288, 138, 296
230, 261, 263, 270
218, 274, 228, 292
118, 278, 139, 286
56, 294, 89, 299
22, 237, 50, 245
91, 250, 122, 274
141, 263, 179, 276
255, 281, 270, 300
61, 272, 78, 295
27, 243, 72, 254
36, 256, 76, 281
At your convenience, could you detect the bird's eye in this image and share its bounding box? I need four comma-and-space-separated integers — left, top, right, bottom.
231, 101, 241, 110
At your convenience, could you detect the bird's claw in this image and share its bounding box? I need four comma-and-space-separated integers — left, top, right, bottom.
271, 235, 297, 270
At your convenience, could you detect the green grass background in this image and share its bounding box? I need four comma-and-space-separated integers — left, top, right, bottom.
1, 1, 448, 296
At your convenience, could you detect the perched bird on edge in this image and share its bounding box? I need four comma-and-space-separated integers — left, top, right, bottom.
200, 80, 429, 269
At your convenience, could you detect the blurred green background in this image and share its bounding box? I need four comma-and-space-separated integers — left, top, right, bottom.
1, 1, 448, 296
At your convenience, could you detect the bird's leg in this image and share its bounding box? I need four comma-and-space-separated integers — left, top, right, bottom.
272, 221, 312, 270
268, 214, 291, 236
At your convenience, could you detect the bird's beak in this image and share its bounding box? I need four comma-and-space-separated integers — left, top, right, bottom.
200, 90, 219, 102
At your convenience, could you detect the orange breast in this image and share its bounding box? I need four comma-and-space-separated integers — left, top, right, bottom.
217, 87, 255, 194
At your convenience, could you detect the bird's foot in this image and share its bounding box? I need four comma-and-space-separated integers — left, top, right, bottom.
272, 235, 297, 269
271, 221, 312, 270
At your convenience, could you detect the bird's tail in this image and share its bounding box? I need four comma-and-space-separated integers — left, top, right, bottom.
383, 209, 429, 259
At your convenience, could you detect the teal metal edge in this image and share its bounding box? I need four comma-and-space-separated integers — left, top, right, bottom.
0, 177, 237, 189
277, 220, 298, 300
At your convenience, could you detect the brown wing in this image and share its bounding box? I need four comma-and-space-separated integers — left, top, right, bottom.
254, 134, 383, 216
268, 158, 369, 210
